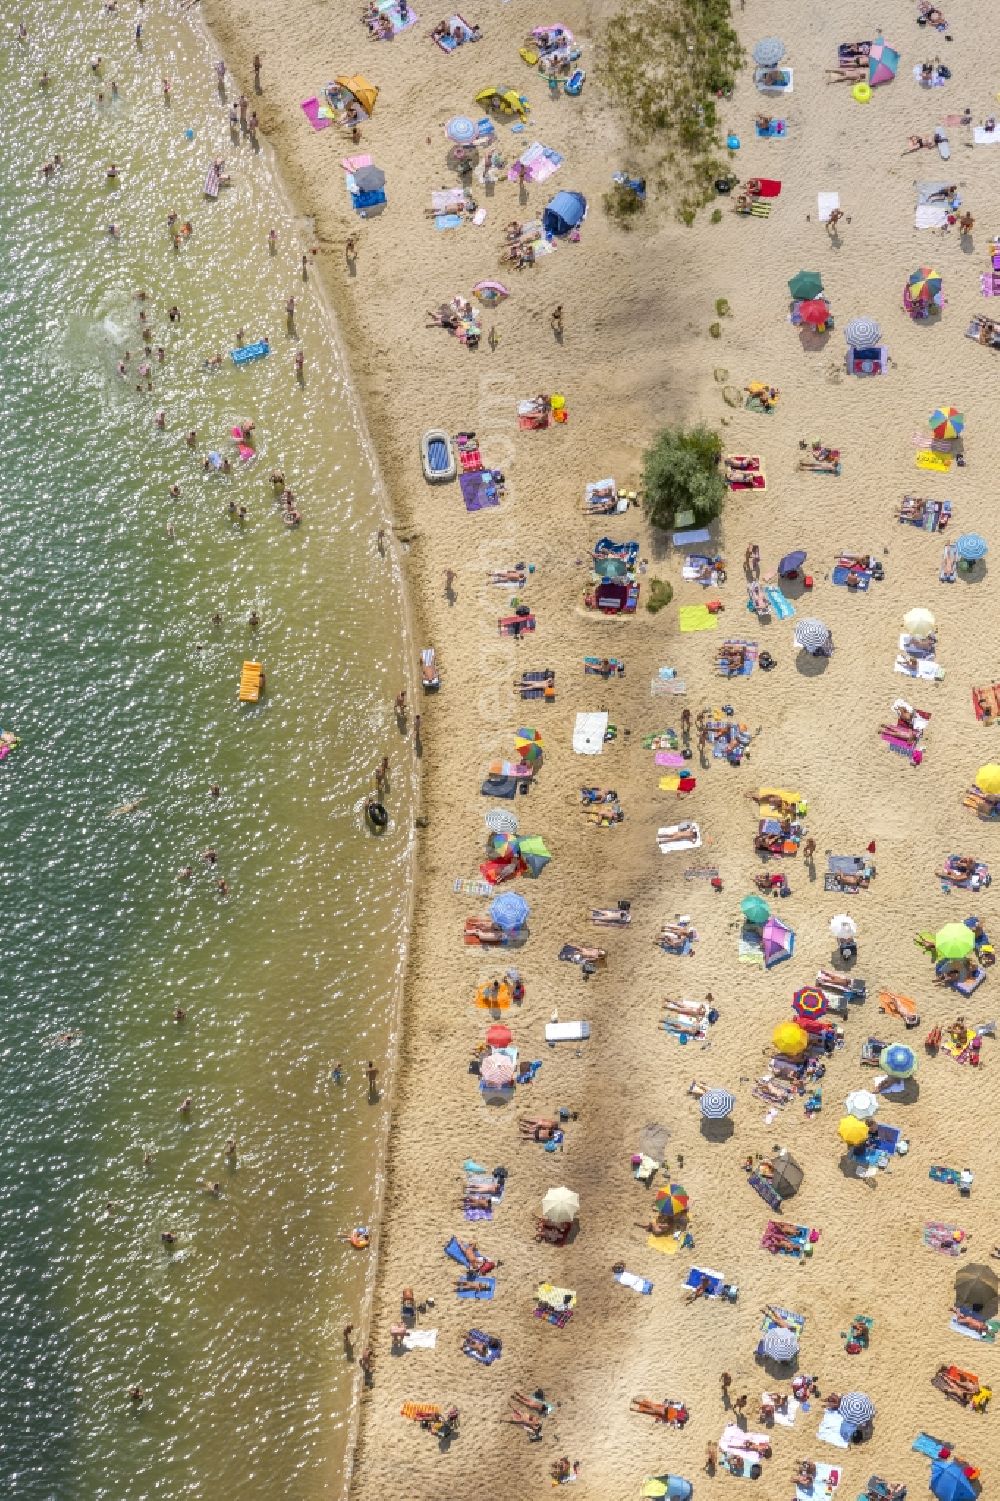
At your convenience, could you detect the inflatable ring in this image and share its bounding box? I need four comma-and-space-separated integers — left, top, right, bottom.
852, 82, 871, 104
366, 800, 389, 831
349, 1227, 370, 1249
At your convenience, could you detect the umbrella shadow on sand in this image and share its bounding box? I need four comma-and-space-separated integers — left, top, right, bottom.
795, 651, 831, 678
958, 562, 989, 585
700, 1118, 735, 1145
886, 1077, 920, 1106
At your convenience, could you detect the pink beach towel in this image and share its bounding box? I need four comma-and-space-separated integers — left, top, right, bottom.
341, 154, 373, 172
301, 98, 331, 131
655, 752, 687, 767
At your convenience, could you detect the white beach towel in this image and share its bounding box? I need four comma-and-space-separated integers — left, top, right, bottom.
972, 127, 1000, 143
915, 204, 949, 229
772, 1395, 802, 1428
573, 712, 608, 754
658, 823, 702, 853
796, 1462, 841, 1501
816, 1409, 851, 1448
403, 1329, 438, 1349
545, 1020, 591, 1042
895, 656, 945, 680
817, 191, 840, 223
615, 1269, 653, 1293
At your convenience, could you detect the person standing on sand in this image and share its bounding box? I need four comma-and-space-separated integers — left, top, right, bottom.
720, 1372, 732, 1406
253, 53, 262, 91
345, 236, 357, 268
550, 304, 563, 336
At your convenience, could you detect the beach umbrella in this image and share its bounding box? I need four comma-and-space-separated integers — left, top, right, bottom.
778, 550, 807, 576
908, 266, 942, 301
976, 763, 1000, 795
839, 1392, 876, 1425
902, 606, 935, 635
845, 1089, 879, 1120
491, 831, 519, 859
641, 1479, 693, 1501
788, 270, 823, 300
935, 922, 975, 959
830, 913, 857, 941
473, 279, 509, 306
792, 985, 828, 1019
752, 37, 785, 67
740, 894, 770, 926
762, 916, 795, 968
794, 618, 832, 654
490, 891, 530, 930
930, 1460, 977, 1501
843, 316, 881, 347
485, 809, 519, 836
868, 37, 899, 87
518, 740, 544, 765
485, 1022, 512, 1048
515, 726, 543, 750
772, 1021, 808, 1057
955, 532, 988, 562
445, 114, 476, 143
798, 299, 830, 326
699, 1087, 735, 1120
519, 835, 550, 877
880, 1043, 918, 1078
930, 406, 964, 439
838, 1114, 869, 1146
480, 1053, 515, 1087
353, 164, 385, 193
769, 1152, 804, 1198
761, 1327, 799, 1362
541, 1185, 579, 1224
955, 1263, 999, 1314
654, 1183, 689, 1216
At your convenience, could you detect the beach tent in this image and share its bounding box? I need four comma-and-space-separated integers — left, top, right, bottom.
640, 1479, 693, 1501
334, 75, 379, 117
868, 37, 899, 87
761, 915, 795, 967
931, 1460, 977, 1501
476, 85, 528, 120
769, 1151, 803, 1199
955, 1263, 999, 1314
543, 190, 587, 236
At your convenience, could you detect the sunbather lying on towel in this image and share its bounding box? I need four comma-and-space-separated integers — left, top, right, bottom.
663, 997, 708, 1019
463, 1330, 501, 1359
502, 1408, 542, 1438
518, 1116, 561, 1142
659, 821, 699, 845
939, 855, 978, 881
932, 1366, 980, 1403
629, 1397, 689, 1425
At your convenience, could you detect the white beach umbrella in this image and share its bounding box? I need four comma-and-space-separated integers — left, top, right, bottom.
541, 1185, 580, 1224
794, 618, 832, 654
485, 809, 519, 836
700, 1087, 736, 1120
902, 607, 935, 635
845, 1089, 879, 1120
830, 914, 857, 941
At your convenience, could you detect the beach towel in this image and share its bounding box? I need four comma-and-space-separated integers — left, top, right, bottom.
795, 1462, 841, 1500
456, 1278, 495, 1300
646, 1232, 681, 1255
684, 1266, 727, 1297
402, 1328, 438, 1349
923, 1221, 969, 1255
817, 191, 840, 222
301, 97, 332, 130
973, 126, 1000, 144
756, 119, 786, 137
755, 67, 793, 92
916, 450, 952, 471
832, 565, 871, 589
545, 1020, 591, 1042
614, 1269, 653, 1294
816, 1410, 851, 1449
915, 204, 949, 229
912, 1432, 954, 1459
950, 1311, 999, 1341
508, 142, 563, 184
896, 656, 945, 680
573, 712, 608, 754
459, 468, 500, 510
377, 0, 419, 34
679, 605, 718, 632
764, 586, 795, 619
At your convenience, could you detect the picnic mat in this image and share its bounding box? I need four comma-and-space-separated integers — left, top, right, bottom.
679, 605, 718, 632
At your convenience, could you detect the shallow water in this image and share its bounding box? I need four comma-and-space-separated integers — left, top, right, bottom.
0, 7, 411, 1497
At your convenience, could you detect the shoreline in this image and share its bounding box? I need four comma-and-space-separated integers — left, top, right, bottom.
200, 1, 1000, 1498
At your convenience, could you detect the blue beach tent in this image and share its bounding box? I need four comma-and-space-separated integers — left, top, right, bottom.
543, 190, 587, 236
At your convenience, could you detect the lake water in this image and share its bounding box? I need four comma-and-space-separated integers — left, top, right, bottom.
0, 6, 411, 1497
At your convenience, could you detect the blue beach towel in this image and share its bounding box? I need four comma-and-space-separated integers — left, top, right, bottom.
764, 586, 795, 619
456, 1277, 495, 1299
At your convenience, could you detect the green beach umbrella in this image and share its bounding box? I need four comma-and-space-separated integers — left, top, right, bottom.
935, 922, 975, 959
740, 894, 770, 926
788, 270, 824, 300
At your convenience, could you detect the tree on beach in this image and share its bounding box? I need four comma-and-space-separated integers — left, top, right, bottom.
641, 424, 726, 531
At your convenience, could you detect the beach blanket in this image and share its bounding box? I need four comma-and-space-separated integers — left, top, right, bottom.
573, 712, 608, 754
816, 1410, 851, 1449
923, 1221, 969, 1255
756, 119, 786, 137
817, 191, 840, 222
796, 1461, 842, 1498
896, 656, 945, 680
915, 204, 949, 229
459, 468, 500, 511
301, 97, 333, 130
916, 450, 952, 472
973, 126, 1000, 144
433, 14, 478, 51
508, 142, 563, 184
832, 565, 871, 589
402, 1328, 438, 1349
678, 605, 718, 632
755, 67, 793, 92
764, 586, 794, 619
376, 0, 419, 34
950, 1310, 999, 1341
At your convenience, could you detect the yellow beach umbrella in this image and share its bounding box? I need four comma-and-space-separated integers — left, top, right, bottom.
772, 1021, 808, 1057
838, 1115, 869, 1146
975, 764, 1000, 796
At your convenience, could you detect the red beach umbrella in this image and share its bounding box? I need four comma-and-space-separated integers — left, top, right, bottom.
799, 299, 829, 326
486, 1023, 512, 1048
792, 985, 828, 1019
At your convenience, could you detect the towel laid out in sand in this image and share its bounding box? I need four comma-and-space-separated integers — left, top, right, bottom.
755, 67, 793, 92
507, 142, 564, 184
915, 204, 950, 229
402, 1329, 438, 1349
545, 1020, 591, 1043
573, 712, 608, 754
817, 191, 840, 222
916, 449, 952, 471
658, 822, 702, 853
614, 1269, 653, 1294
795, 1460, 842, 1499
973, 126, 1000, 144
816, 1410, 851, 1449
679, 605, 719, 632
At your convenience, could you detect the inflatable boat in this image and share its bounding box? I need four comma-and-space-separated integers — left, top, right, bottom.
421, 429, 456, 483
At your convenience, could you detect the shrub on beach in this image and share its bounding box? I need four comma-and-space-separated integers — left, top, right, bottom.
646, 578, 674, 614
599, 0, 743, 220
641, 424, 726, 531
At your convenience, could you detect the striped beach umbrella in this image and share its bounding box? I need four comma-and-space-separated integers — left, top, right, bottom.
761, 1327, 799, 1361
699, 1087, 735, 1120
490, 891, 530, 930
792, 985, 828, 1019
485, 809, 519, 836
955, 532, 988, 562
880, 1043, 918, 1078
794, 618, 832, 654
654, 1183, 689, 1215
839, 1392, 876, 1425
753, 37, 786, 67
445, 115, 476, 144
843, 316, 881, 348
480, 1053, 515, 1087
930, 406, 964, 439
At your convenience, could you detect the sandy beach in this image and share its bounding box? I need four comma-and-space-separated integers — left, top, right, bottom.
198, 0, 1000, 1496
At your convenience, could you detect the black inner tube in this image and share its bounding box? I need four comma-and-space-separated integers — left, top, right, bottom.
366, 801, 388, 829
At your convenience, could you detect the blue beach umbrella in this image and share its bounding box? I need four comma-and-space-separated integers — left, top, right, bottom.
490, 892, 530, 930
445, 115, 476, 144
955, 532, 988, 562
778, 550, 807, 576
752, 37, 786, 67
880, 1043, 917, 1078
931, 1460, 977, 1501
838, 1391, 876, 1425
699, 1087, 735, 1120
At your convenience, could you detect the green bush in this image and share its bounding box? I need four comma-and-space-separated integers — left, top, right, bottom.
641, 424, 726, 532
715, 297, 730, 317
710, 208, 722, 223
646, 578, 674, 614
709, 321, 721, 339
603, 181, 645, 228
